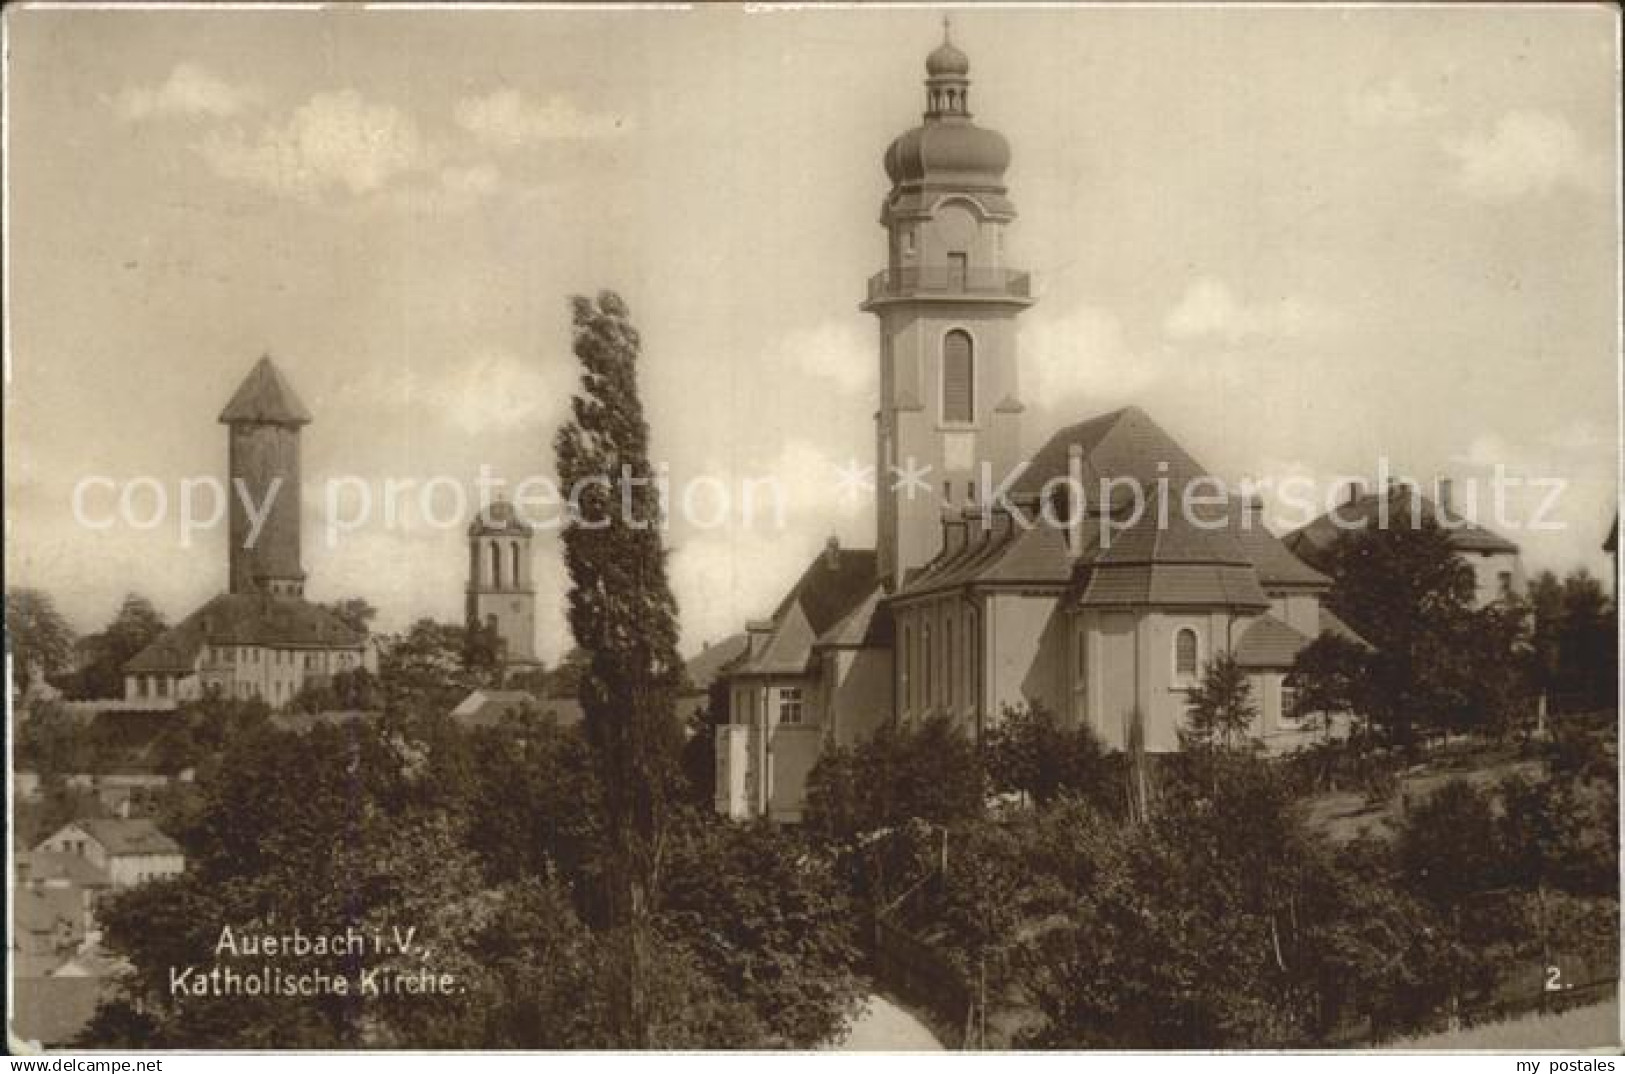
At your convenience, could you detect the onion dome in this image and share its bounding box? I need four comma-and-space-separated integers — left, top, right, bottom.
925, 37, 969, 78
882, 22, 1012, 197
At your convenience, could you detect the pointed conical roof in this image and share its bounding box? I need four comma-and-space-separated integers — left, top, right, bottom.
218, 355, 312, 425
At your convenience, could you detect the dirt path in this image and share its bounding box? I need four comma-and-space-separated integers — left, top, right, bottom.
834, 993, 946, 1051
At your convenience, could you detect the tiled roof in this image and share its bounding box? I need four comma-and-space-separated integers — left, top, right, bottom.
772, 546, 880, 636
125, 593, 365, 672
733, 544, 879, 677
451, 689, 541, 727
9, 975, 110, 1046
1233, 614, 1313, 669
1010, 406, 1208, 502
17, 851, 111, 889
218, 355, 312, 425
683, 633, 750, 692
898, 407, 1323, 605
1318, 606, 1371, 649
1285, 489, 1520, 559
816, 588, 894, 648
63, 818, 181, 857
14, 885, 85, 937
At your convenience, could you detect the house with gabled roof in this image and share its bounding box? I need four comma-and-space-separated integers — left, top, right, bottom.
1283, 480, 1524, 608
37, 818, 184, 889
714, 32, 1365, 820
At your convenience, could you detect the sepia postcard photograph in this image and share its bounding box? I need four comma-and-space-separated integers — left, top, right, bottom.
3, 0, 1621, 1059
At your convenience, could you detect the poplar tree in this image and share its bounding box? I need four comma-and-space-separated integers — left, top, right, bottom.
554, 291, 685, 1046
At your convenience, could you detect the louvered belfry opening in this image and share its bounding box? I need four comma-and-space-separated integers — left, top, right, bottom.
942, 329, 974, 423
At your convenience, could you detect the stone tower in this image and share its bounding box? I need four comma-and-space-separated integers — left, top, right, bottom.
219, 355, 312, 598
465, 500, 538, 665
863, 24, 1033, 589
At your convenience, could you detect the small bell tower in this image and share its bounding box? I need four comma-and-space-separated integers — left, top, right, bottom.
465, 498, 538, 665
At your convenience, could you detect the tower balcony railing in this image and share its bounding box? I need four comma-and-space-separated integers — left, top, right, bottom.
865, 266, 1032, 302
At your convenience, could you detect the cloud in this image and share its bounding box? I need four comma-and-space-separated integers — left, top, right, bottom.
1023, 304, 1159, 414
1163, 277, 1325, 344
199, 90, 429, 200
1444, 110, 1595, 202
1346, 77, 1442, 126
454, 89, 631, 148
115, 63, 252, 120
339, 347, 574, 438
773, 319, 873, 395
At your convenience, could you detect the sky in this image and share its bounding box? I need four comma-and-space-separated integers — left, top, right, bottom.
4, 4, 1620, 660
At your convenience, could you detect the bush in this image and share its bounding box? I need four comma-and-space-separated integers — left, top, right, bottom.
983, 703, 1119, 812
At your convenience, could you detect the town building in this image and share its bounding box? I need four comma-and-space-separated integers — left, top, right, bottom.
713, 31, 1361, 821
122, 357, 373, 709
1284, 479, 1525, 608
36, 818, 185, 888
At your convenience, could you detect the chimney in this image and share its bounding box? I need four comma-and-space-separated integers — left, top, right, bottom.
823, 535, 841, 570
1344, 480, 1363, 507
746, 618, 774, 658
1067, 443, 1086, 560
941, 509, 968, 559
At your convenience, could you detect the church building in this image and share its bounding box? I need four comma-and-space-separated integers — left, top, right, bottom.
714, 31, 1363, 822
122, 357, 373, 710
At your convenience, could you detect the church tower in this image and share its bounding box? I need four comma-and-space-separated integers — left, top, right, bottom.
465, 500, 538, 665
863, 24, 1033, 589
219, 355, 311, 598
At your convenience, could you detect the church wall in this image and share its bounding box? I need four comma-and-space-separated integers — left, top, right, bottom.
1269, 591, 1321, 637
824, 647, 893, 747
984, 591, 1064, 728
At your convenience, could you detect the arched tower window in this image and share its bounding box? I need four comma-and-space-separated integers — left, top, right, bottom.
1174, 628, 1199, 680
943, 330, 974, 423
489, 541, 502, 589
511, 541, 522, 588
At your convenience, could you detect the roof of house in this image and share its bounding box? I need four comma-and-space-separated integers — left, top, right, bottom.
9, 975, 110, 1046
731, 543, 880, 678
14, 885, 85, 938
17, 850, 112, 888
816, 587, 894, 649
218, 355, 312, 425
1009, 406, 1209, 502
47, 818, 181, 857
683, 633, 750, 693
125, 592, 366, 672
1233, 606, 1371, 670
1285, 487, 1520, 559
1233, 614, 1313, 669
451, 689, 541, 727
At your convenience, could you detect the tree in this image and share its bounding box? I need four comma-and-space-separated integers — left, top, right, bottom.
1182, 653, 1258, 750
1526, 569, 1617, 713
6, 586, 76, 690
554, 291, 686, 1046
658, 815, 863, 1046
74, 593, 168, 699
1318, 516, 1523, 746
804, 715, 984, 845
320, 597, 378, 637
378, 618, 492, 712
983, 703, 1116, 810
